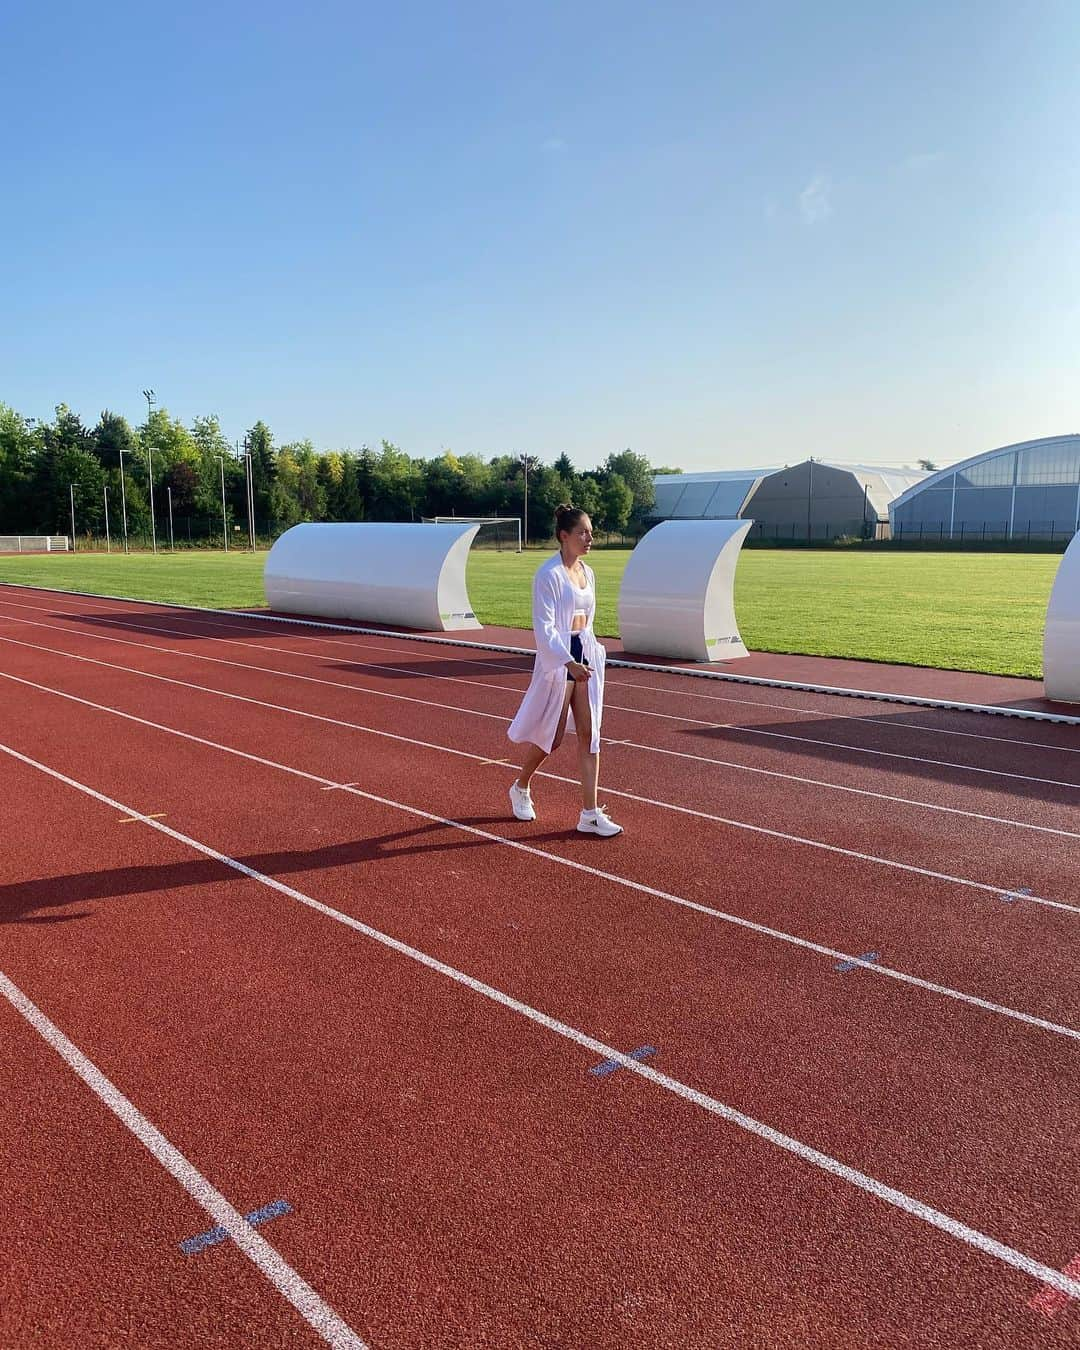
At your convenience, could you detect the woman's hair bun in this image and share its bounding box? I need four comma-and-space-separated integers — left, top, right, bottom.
554, 501, 586, 538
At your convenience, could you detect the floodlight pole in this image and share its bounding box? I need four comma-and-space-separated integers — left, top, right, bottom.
143, 389, 158, 553
519, 453, 537, 547
218, 455, 229, 551
69, 483, 76, 552
104, 484, 111, 553
239, 435, 256, 552
118, 447, 129, 552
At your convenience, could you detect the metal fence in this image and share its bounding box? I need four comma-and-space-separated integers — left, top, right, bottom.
0, 535, 70, 552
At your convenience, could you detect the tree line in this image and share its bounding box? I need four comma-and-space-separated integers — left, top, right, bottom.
0, 401, 671, 545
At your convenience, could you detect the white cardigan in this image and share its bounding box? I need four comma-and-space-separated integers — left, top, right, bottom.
508, 553, 606, 755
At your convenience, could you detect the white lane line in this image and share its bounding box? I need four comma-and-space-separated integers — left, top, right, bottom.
2, 741, 1078, 1307
2, 617, 1079, 831
3, 640, 1079, 912
0, 970, 366, 1348
97, 602, 1077, 758
2, 679, 1078, 1042
604, 738, 1080, 841
8, 597, 1080, 787
3, 582, 1079, 727
604, 673, 1080, 757
5, 600, 1079, 789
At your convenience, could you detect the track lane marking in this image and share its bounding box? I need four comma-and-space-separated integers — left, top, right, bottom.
1, 624, 1078, 849
2, 686, 1078, 1043
2, 601, 1078, 789
0, 972, 366, 1348
2, 651, 1078, 921
1030, 1251, 1080, 1317
5, 580, 1076, 727
138, 612, 1080, 757
2, 647, 1078, 924
2, 742, 1078, 1307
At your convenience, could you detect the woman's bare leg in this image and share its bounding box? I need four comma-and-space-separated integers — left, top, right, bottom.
516, 683, 575, 789
571, 680, 599, 810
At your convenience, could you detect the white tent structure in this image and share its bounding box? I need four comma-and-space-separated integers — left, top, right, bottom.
651, 462, 927, 539
650, 470, 775, 522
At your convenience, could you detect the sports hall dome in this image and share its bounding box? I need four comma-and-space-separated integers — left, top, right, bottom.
889, 434, 1080, 541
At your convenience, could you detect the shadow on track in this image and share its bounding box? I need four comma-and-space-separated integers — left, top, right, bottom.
680, 717, 1080, 805
0, 815, 580, 925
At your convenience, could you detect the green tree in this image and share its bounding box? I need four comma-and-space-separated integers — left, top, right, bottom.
245, 420, 277, 533
287, 441, 327, 520
0, 404, 38, 530
597, 471, 633, 534
371, 441, 423, 520
91, 410, 138, 469
423, 451, 466, 516
341, 453, 366, 520
28, 405, 92, 532
142, 408, 198, 471
58, 446, 106, 536
318, 451, 346, 519
456, 454, 492, 516
528, 464, 574, 540
603, 448, 656, 523
570, 473, 602, 522
190, 415, 241, 525
484, 455, 522, 518
268, 445, 303, 531
163, 461, 200, 517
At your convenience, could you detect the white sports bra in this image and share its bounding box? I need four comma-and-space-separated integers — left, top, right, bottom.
571, 571, 595, 623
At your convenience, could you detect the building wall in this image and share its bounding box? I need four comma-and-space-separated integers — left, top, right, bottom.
890, 436, 1080, 540
743, 462, 877, 540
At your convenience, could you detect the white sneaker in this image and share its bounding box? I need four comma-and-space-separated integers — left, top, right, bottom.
509, 781, 536, 821
577, 806, 622, 837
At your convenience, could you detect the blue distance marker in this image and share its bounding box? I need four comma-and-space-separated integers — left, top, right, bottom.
834, 951, 880, 974
179, 1199, 291, 1255
1001, 886, 1033, 904
589, 1045, 657, 1077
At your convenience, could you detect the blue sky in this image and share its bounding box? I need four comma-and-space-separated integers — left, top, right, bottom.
2, 0, 1077, 471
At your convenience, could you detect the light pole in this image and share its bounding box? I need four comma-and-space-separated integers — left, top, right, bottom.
118, 446, 129, 552
217, 456, 229, 551
69, 483, 76, 552
242, 434, 256, 552
143, 388, 157, 553
519, 453, 538, 547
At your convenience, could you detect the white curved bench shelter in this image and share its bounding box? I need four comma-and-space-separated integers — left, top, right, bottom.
618, 519, 752, 662
264, 522, 482, 631
1044, 532, 1080, 703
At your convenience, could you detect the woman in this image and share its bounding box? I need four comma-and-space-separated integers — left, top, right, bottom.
507, 504, 623, 836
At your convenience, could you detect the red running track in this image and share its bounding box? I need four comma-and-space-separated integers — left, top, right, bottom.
1, 583, 1079, 1348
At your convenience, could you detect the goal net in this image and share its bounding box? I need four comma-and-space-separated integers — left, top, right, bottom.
0, 535, 70, 553
421, 516, 522, 552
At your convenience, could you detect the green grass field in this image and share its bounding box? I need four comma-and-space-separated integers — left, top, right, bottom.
0, 547, 1057, 678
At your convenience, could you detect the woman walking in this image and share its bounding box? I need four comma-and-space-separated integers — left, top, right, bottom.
507, 504, 622, 837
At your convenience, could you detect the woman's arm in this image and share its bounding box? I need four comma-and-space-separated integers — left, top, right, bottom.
533, 568, 575, 671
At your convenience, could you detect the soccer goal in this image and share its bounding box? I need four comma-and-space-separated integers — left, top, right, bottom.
0, 535, 70, 553
421, 516, 523, 552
